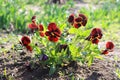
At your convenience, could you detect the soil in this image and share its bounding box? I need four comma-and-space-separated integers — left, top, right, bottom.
0, 0, 120, 80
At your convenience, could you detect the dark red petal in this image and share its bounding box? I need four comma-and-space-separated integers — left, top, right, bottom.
98, 34, 103, 39
102, 49, 109, 54
73, 23, 81, 28
92, 38, 99, 44
54, 32, 61, 37
38, 24, 44, 31
96, 28, 102, 35
48, 23, 57, 31
68, 14, 74, 23
82, 19, 87, 26
106, 42, 114, 50
75, 17, 82, 22
54, 28, 61, 37
26, 45, 32, 52
55, 27, 61, 34
28, 23, 38, 30
39, 32, 44, 37
31, 16, 36, 21
21, 36, 31, 46
79, 14, 87, 26
91, 28, 98, 36
79, 14, 87, 20
32, 20, 36, 24
45, 31, 51, 36
48, 36, 58, 42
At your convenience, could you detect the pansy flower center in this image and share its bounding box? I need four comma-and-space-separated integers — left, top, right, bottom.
51, 32, 55, 36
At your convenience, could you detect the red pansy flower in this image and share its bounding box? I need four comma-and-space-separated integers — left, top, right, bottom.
86, 28, 103, 44
45, 23, 61, 42
68, 14, 74, 24
28, 16, 38, 31
28, 16, 44, 32
20, 36, 32, 52
90, 28, 103, 39
106, 41, 114, 50
21, 36, 31, 46
68, 13, 87, 28
73, 17, 83, 28
28, 16, 45, 37
102, 42, 114, 55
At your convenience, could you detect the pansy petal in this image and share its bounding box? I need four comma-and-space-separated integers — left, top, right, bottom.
79, 14, 87, 20
106, 41, 114, 50
48, 23, 57, 31
48, 36, 58, 42
75, 17, 82, 22
26, 45, 32, 52
42, 54, 48, 61
54, 27, 61, 34
73, 23, 81, 28
82, 20, 87, 26
92, 38, 99, 44
54, 32, 61, 37
79, 14, 87, 26
68, 14, 74, 23
38, 24, 44, 31
28, 23, 38, 29
45, 31, 51, 36
39, 31, 44, 37
98, 34, 103, 39
21, 36, 31, 46
31, 16, 36, 21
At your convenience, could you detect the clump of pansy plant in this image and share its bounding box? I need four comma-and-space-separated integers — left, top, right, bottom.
19, 14, 115, 75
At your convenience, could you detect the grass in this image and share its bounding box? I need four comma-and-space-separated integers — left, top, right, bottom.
1, 0, 119, 33
0, 0, 73, 32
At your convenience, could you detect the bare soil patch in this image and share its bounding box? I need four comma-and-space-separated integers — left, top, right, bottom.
0, 30, 120, 80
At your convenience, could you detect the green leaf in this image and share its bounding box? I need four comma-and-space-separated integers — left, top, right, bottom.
49, 65, 56, 75
87, 55, 93, 66
68, 28, 78, 34
116, 68, 120, 79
